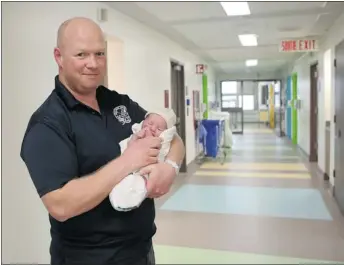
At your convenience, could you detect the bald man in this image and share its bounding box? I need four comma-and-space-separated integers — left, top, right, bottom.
20, 17, 185, 265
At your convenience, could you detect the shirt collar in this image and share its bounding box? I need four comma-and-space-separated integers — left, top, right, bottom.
54, 75, 81, 109
54, 75, 107, 111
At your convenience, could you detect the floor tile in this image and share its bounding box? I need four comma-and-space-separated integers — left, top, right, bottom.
153, 245, 340, 264
194, 170, 311, 179
201, 162, 308, 171
160, 184, 332, 220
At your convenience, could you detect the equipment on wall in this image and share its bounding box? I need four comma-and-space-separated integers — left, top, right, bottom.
268, 84, 275, 129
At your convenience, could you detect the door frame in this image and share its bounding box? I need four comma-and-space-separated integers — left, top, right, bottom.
286, 76, 292, 139
310, 62, 319, 162
170, 59, 187, 173
101, 40, 108, 87
334, 40, 344, 214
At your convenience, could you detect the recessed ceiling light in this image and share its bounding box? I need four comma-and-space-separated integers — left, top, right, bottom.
220, 2, 251, 16
246, 59, 258, 67
238, 34, 258, 46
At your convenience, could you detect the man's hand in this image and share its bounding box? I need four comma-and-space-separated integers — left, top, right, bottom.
139, 162, 177, 198
122, 135, 162, 172
128, 128, 147, 146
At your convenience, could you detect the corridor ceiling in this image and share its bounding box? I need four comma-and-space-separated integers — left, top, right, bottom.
106, 1, 344, 75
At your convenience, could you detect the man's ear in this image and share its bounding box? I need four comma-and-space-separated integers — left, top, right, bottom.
53, 47, 63, 67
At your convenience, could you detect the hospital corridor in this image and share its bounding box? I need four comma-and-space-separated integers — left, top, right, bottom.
153, 126, 344, 264
3, 1, 344, 264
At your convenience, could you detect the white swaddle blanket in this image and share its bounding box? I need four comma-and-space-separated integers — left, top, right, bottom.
109, 120, 176, 211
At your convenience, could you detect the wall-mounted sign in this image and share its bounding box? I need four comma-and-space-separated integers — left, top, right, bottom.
196, 64, 205, 74
164, 90, 169, 108
279, 39, 318, 52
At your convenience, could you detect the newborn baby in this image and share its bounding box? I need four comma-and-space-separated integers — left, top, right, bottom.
109, 108, 177, 211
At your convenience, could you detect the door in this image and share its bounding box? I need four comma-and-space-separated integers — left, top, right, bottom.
310, 63, 318, 162
286, 76, 292, 139
170, 61, 187, 173
291, 73, 298, 145
101, 40, 108, 87
334, 40, 344, 213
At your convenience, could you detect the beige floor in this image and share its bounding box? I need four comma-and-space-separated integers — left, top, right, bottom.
152, 127, 344, 264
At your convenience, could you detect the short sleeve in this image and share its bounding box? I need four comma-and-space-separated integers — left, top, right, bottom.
20, 121, 78, 198
125, 96, 147, 124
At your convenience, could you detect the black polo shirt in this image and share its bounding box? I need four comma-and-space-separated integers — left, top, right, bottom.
20, 76, 156, 265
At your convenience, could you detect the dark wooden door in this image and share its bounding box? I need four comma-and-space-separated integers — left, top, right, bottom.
170, 61, 187, 173
334, 40, 344, 213
310, 63, 318, 162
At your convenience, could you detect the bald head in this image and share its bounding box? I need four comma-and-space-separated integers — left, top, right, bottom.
57, 17, 105, 50
54, 17, 107, 96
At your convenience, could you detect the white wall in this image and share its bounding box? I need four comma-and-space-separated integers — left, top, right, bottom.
105, 36, 125, 93
320, 12, 344, 185
2, 2, 215, 263
289, 11, 344, 185
291, 53, 318, 155
323, 49, 333, 122
216, 70, 281, 82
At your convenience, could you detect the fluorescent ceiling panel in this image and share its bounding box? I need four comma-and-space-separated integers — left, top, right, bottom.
246, 59, 258, 67
220, 2, 251, 16
238, 34, 258, 46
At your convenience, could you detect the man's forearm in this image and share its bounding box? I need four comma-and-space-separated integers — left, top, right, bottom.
166, 134, 185, 166
42, 155, 132, 222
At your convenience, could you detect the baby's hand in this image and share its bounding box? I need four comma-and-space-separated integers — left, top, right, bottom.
128, 129, 145, 147
131, 129, 146, 142
136, 129, 147, 139
144, 128, 153, 137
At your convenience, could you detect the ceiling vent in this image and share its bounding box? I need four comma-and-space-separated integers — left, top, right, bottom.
278, 27, 300, 33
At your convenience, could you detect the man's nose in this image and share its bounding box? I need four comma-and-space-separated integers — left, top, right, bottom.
86, 55, 98, 68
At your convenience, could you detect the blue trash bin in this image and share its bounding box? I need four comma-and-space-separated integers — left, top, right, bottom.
202, 119, 221, 158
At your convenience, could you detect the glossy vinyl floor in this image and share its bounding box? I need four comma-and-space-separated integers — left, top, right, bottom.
152, 125, 344, 264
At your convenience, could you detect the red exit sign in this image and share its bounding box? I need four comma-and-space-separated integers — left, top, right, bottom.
280, 39, 318, 52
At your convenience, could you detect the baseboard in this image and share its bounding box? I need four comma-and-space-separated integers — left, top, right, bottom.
324, 172, 330, 181
316, 165, 330, 181
296, 145, 309, 161
292, 144, 331, 182
185, 154, 202, 175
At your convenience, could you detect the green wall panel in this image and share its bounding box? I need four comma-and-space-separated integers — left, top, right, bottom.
202, 74, 208, 119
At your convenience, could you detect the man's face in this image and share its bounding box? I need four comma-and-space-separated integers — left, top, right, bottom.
54, 22, 106, 94
142, 114, 167, 137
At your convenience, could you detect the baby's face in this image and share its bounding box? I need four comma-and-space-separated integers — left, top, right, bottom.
142, 113, 167, 137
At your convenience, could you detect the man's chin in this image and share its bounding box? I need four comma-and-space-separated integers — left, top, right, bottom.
82, 79, 102, 89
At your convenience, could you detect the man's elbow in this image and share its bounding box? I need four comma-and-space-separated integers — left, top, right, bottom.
50, 206, 69, 222
42, 192, 70, 222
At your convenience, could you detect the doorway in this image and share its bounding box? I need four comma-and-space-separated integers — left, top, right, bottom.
101, 40, 108, 87
334, 40, 344, 213
170, 60, 187, 173
102, 36, 125, 93
309, 63, 318, 162
286, 76, 292, 139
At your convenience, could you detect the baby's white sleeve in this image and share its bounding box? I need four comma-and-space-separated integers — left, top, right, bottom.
158, 126, 177, 161
119, 122, 143, 154
119, 137, 130, 154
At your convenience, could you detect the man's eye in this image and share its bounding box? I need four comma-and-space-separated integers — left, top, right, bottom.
96, 52, 105, 56
77, 53, 86, 57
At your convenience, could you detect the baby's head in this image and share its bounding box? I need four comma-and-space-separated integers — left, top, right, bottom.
142, 108, 176, 137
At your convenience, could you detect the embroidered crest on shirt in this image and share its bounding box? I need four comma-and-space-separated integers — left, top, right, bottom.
113, 105, 131, 125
